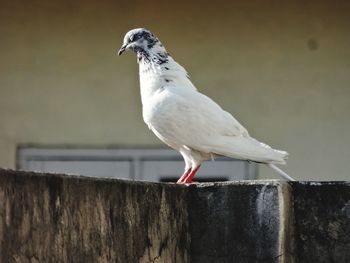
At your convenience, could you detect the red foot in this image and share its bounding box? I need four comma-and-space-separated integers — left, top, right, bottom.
176, 168, 191, 184
183, 166, 200, 183
177, 166, 201, 184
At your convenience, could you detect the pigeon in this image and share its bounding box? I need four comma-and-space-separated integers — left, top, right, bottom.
118, 28, 295, 183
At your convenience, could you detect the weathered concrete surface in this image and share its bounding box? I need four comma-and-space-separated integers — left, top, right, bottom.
292, 182, 350, 263
0, 169, 189, 263
0, 168, 349, 263
187, 182, 293, 263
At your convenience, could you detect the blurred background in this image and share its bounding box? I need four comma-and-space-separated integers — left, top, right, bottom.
0, 0, 349, 181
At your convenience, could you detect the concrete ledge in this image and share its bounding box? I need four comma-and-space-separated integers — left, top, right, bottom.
292, 182, 350, 263
0, 169, 349, 263
187, 182, 291, 262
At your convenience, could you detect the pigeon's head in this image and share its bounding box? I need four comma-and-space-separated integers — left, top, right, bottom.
118, 28, 164, 57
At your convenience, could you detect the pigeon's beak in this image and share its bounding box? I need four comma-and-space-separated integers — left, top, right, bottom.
118, 44, 127, 56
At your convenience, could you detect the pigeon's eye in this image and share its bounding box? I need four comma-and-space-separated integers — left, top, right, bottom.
130, 33, 143, 42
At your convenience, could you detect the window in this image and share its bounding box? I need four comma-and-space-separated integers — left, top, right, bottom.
17, 147, 257, 182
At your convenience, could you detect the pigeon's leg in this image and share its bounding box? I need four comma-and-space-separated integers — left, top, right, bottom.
177, 150, 193, 184
176, 168, 191, 184
183, 165, 201, 184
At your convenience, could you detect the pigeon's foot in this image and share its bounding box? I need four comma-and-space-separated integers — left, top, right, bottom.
182, 166, 201, 184
176, 168, 191, 184
176, 181, 189, 185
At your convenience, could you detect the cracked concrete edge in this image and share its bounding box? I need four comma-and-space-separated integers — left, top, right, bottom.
0, 168, 291, 189
277, 182, 295, 263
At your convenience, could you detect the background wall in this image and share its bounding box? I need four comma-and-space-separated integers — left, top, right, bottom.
0, 0, 349, 180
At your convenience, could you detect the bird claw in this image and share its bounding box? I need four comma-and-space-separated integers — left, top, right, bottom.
176, 166, 201, 184
176, 179, 193, 184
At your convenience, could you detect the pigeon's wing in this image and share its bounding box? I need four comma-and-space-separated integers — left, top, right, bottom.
147, 88, 287, 164
146, 87, 248, 146
175, 88, 249, 137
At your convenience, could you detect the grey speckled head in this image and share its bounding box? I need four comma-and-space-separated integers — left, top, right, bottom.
118, 28, 161, 56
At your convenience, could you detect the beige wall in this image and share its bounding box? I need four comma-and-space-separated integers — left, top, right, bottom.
1, 0, 349, 180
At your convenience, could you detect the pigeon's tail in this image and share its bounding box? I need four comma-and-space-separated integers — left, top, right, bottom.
266, 148, 288, 165
208, 135, 288, 165
268, 163, 296, 181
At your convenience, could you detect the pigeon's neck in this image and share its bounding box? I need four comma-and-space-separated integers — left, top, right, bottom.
138, 46, 197, 105
136, 44, 169, 65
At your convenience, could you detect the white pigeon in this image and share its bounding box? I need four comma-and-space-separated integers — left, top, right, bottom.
118, 28, 294, 183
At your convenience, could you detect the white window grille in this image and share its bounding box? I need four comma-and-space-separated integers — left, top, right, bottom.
17, 147, 258, 182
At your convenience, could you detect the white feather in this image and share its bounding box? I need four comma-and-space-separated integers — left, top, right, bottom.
139, 54, 288, 163
120, 28, 293, 180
